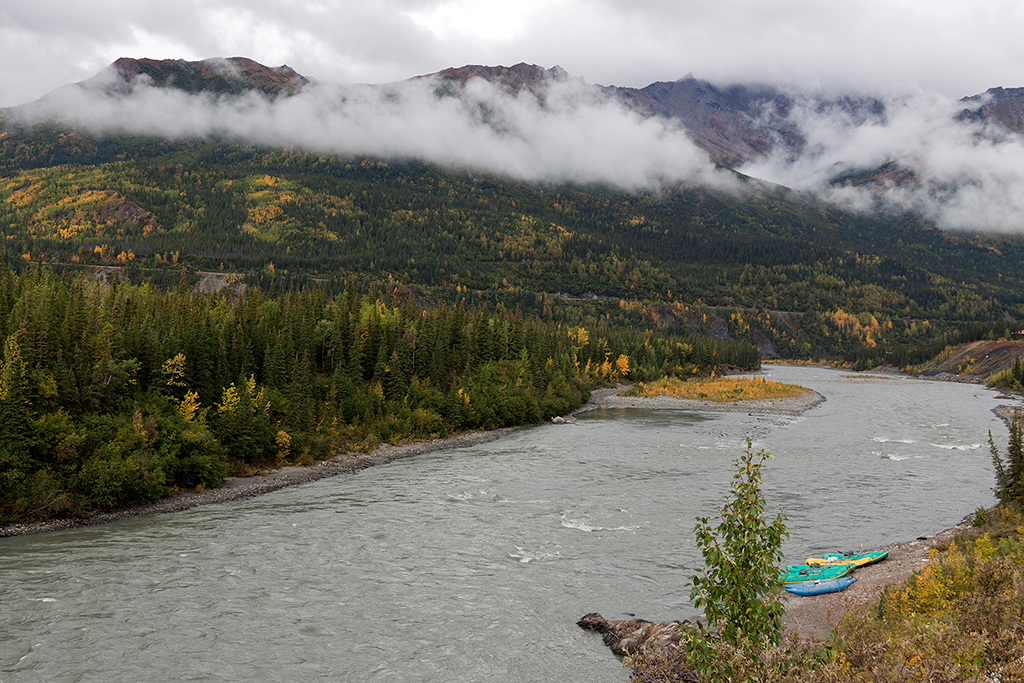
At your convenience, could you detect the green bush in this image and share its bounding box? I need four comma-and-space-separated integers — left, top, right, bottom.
686, 438, 789, 682
172, 426, 226, 489
74, 450, 147, 510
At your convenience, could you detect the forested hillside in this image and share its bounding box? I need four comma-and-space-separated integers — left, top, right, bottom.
0, 265, 758, 522
4, 120, 1024, 363
4, 114, 1024, 522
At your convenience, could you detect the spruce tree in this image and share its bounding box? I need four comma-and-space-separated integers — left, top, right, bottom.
0, 334, 33, 456
989, 418, 1024, 504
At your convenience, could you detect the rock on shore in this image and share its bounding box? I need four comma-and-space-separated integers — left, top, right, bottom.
577, 612, 699, 682
577, 612, 690, 656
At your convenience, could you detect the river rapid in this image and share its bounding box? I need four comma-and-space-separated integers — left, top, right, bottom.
1, 365, 1018, 682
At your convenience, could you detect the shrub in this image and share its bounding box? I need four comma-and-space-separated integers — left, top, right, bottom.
686, 438, 789, 682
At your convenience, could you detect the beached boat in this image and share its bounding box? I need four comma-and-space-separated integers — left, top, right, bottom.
805, 550, 889, 568
778, 563, 854, 584
785, 576, 856, 596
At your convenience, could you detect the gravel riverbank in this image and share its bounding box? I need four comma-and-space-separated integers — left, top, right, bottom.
575, 385, 826, 416
781, 514, 976, 641
0, 385, 826, 538
0, 427, 520, 538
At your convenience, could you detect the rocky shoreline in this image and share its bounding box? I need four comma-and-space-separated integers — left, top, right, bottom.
0, 427, 520, 538
2, 385, 828, 538
577, 512, 978, 676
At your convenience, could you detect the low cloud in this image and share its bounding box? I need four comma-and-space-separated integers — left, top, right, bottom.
12, 71, 1024, 233
12, 72, 731, 193
737, 90, 1024, 232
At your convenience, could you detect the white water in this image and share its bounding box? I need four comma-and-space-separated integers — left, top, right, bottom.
0, 365, 1017, 682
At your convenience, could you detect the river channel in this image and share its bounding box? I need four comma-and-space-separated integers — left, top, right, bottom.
1, 365, 1018, 682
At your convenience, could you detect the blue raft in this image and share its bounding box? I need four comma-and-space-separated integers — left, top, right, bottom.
785, 576, 856, 596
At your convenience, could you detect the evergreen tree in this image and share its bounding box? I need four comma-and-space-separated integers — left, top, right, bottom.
0, 333, 34, 456
990, 419, 1024, 504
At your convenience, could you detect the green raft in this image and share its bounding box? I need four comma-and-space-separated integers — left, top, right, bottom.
806, 550, 889, 568
779, 563, 854, 585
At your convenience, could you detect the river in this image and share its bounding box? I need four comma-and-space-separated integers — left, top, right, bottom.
1, 365, 1018, 682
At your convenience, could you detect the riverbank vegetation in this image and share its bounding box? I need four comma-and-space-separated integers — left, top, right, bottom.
990, 353, 1024, 393
621, 375, 809, 402
626, 505, 1024, 682
0, 266, 760, 524
625, 429, 1024, 682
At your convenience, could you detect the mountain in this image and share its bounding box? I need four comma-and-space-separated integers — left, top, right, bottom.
619, 79, 786, 165
81, 56, 310, 99
13, 58, 891, 167
427, 63, 572, 98
6, 57, 1024, 234
407, 63, 1024, 227
3, 114, 1024, 363
957, 86, 1024, 133
11, 57, 1021, 171
415, 63, 889, 166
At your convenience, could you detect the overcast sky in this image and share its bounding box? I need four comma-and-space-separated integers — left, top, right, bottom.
3, 0, 1024, 108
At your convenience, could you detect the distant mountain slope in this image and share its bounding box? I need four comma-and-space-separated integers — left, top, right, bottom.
607, 77, 778, 165
916, 339, 1024, 381
11, 57, 1024, 169
957, 86, 1024, 133
415, 64, 890, 166
14, 57, 1023, 166
428, 63, 571, 97
2, 123, 1024, 365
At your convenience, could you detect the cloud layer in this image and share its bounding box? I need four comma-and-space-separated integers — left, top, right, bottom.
12, 66, 1024, 233
13, 73, 728, 192
4, 0, 1024, 109
737, 91, 1024, 232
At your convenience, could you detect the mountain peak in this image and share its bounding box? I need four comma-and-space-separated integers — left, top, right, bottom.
88, 56, 309, 98
426, 63, 570, 96
957, 86, 1024, 132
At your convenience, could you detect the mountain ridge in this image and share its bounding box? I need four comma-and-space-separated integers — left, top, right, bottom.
83, 56, 310, 99
8, 57, 1024, 232
14, 57, 1024, 168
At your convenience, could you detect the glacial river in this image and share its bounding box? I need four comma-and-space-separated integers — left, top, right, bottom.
1, 365, 1017, 682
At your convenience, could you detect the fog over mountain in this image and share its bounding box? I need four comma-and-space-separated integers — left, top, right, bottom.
8, 57, 1024, 233
8, 59, 729, 192
737, 89, 1024, 233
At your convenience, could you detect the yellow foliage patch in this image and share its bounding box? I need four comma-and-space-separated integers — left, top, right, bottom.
624, 376, 809, 403
247, 204, 284, 224
8, 182, 44, 208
